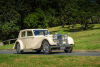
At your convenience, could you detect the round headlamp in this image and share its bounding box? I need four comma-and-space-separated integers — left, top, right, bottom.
63, 35, 68, 39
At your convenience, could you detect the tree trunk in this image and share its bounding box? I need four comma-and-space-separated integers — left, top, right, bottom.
62, 22, 65, 28
91, 17, 94, 24
72, 21, 76, 28
83, 23, 88, 30
97, 16, 100, 24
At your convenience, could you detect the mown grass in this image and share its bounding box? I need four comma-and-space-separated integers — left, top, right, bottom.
49, 24, 100, 50
0, 54, 100, 67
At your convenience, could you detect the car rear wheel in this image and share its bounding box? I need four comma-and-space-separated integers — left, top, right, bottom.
16, 43, 23, 54
42, 40, 51, 54
64, 46, 73, 53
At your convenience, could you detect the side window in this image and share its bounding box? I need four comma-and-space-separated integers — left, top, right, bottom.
27, 31, 33, 36
21, 31, 26, 37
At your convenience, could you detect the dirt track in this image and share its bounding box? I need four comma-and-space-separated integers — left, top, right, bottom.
0, 50, 100, 56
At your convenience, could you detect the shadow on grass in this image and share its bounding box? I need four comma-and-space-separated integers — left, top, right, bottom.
59, 27, 100, 33
49, 24, 100, 34
59, 27, 84, 33
65, 28, 83, 32
91, 27, 100, 30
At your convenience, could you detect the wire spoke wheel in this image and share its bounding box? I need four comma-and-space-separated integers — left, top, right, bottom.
42, 40, 51, 54
64, 46, 73, 53
16, 44, 23, 54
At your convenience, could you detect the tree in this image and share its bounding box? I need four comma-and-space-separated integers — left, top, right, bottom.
0, 0, 21, 40
0, 0, 99, 40
45, 8, 58, 27
24, 8, 48, 28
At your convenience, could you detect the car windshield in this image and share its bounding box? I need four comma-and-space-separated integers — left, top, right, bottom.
33, 30, 49, 36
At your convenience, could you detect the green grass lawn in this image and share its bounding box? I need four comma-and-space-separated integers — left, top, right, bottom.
0, 44, 14, 49
0, 54, 100, 67
0, 24, 100, 50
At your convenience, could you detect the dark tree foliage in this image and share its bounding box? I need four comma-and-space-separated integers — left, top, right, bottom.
0, 0, 99, 40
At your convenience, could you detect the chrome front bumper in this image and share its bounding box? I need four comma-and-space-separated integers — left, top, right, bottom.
50, 44, 71, 50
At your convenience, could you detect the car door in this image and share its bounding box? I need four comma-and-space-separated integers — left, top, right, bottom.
26, 30, 35, 49
20, 31, 27, 49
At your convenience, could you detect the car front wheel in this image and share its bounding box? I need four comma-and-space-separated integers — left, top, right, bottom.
64, 46, 73, 53
42, 40, 51, 54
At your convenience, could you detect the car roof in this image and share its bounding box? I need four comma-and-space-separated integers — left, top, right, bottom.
20, 29, 48, 31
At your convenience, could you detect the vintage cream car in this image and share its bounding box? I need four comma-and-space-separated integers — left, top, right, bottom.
13, 29, 74, 54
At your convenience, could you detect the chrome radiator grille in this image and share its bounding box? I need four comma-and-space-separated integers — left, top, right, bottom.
53, 34, 68, 45
57, 34, 63, 45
